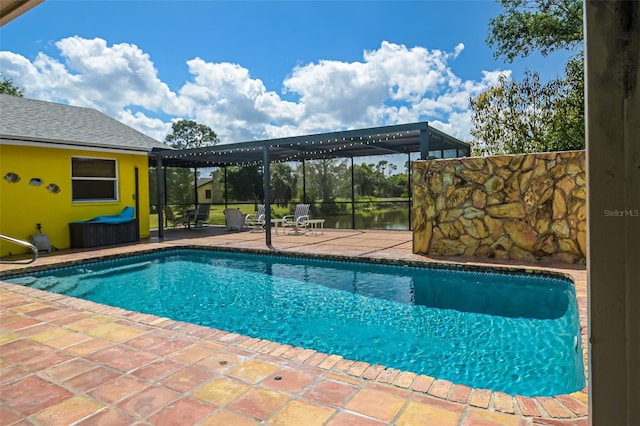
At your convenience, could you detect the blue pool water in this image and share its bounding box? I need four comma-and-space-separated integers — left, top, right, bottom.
4, 248, 585, 396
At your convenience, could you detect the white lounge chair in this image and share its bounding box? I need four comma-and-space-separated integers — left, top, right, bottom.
282, 204, 310, 235
224, 208, 247, 231
246, 204, 266, 232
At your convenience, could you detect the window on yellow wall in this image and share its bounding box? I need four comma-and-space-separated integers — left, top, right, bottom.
205, 189, 212, 199
71, 157, 118, 201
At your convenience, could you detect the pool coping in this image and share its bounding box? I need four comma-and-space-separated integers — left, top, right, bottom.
0, 244, 580, 282
0, 242, 589, 421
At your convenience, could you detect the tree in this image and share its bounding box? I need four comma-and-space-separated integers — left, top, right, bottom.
487, 0, 583, 62
165, 119, 220, 149
305, 159, 348, 213
308, 159, 348, 202
470, 0, 584, 154
0, 75, 24, 97
545, 53, 584, 151
224, 166, 263, 202
470, 69, 583, 155
163, 120, 220, 206
387, 173, 409, 198
376, 160, 389, 177
353, 163, 377, 197
270, 163, 298, 206
164, 166, 195, 206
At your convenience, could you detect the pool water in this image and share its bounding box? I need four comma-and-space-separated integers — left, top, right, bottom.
4, 248, 585, 396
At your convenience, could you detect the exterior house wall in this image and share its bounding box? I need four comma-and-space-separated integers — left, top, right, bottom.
0, 144, 152, 256
412, 150, 586, 263
197, 182, 213, 203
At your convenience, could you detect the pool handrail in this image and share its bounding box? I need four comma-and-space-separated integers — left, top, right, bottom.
0, 234, 38, 264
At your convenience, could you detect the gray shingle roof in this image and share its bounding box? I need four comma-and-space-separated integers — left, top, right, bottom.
197, 177, 213, 187
0, 94, 168, 152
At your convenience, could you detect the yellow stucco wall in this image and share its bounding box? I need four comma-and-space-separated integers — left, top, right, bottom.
197, 184, 213, 203
0, 144, 152, 256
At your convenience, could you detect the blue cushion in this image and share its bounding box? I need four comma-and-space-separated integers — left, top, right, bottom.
77, 206, 135, 224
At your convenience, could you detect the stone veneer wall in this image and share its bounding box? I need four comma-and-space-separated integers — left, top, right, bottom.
412, 150, 586, 263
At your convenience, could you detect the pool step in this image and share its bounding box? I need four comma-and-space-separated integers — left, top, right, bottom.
69, 262, 152, 297
3, 261, 154, 298
47, 279, 80, 295
5, 276, 38, 286
78, 261, 152, 280
6, 275, 60, 290
66, 281, 100, 298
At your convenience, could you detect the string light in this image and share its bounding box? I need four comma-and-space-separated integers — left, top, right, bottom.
156, 126, 469, 167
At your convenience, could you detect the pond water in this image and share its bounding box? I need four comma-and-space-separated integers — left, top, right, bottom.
324, 209, 410, 230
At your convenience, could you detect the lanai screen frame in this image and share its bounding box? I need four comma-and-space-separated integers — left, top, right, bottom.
150, 121, 470, 247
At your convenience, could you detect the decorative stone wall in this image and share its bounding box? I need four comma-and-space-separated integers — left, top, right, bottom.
412, 151, 586, 263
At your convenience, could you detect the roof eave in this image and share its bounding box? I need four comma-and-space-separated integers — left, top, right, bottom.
1, 135, 158, 153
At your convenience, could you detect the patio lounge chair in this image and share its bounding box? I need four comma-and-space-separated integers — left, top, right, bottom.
164, 206, 186, 229
186, 204, 211, 228
282, 204, 310, 235
224, 208, 247, 231
246, 204, 266, 232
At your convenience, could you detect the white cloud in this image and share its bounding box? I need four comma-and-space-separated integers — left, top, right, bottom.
0, 37, 512, 144
1, 37, 181, 117
431, 111, 475, 141
116, 110, 172, 143
453, 43, 465, 58
481, 69, 512, 86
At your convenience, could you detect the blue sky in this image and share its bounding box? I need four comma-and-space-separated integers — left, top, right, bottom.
0, 0, 572, 145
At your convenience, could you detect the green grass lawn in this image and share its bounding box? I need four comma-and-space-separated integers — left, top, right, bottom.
150, 204, 265, 229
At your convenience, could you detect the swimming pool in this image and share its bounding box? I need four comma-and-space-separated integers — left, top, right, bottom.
3, 248, 585, 397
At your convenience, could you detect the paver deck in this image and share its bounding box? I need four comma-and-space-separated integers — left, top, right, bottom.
0, 227, 588, 425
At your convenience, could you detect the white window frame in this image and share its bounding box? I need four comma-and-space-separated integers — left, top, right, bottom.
71, 156, 119, 202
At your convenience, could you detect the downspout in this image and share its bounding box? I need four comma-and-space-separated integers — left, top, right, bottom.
134, 167, 140, 238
